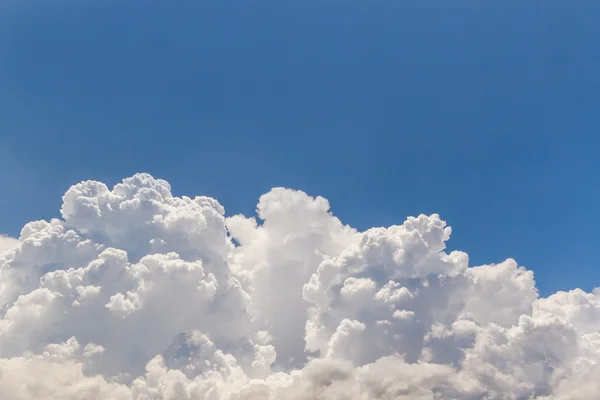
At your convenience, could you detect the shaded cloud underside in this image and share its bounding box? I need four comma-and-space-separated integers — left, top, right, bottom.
0, 173, 598, 399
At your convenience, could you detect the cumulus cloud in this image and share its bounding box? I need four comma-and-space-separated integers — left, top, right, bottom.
0, 234, 18, 254
0, 173, 598, 399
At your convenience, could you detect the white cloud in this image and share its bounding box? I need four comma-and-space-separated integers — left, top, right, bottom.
0, 173, 598, 399
0, 234, 18, 254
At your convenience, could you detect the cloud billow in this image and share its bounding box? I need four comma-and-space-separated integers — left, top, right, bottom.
0, 173, 598, 399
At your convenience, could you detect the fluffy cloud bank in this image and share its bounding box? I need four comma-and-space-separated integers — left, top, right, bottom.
0, 173, 598, 399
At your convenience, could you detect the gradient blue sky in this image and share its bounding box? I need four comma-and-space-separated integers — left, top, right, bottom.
1, 1, 598, 296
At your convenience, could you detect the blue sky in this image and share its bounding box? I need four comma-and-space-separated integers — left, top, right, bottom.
0, 0, 598, 296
